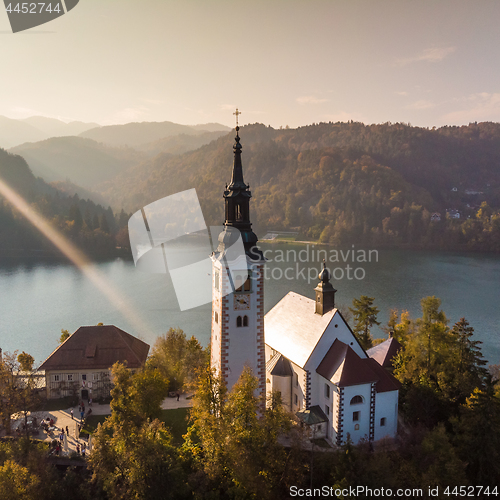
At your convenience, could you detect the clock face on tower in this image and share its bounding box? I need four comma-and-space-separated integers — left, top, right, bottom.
234, 294, 250, 310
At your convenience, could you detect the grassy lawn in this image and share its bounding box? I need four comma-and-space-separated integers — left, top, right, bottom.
41, 396, 77, 412
79, 409, 190, 444
276, 235, 297, 241
159, 408, 191, 445
312, 438, 332, 448
81, 415, 108, 435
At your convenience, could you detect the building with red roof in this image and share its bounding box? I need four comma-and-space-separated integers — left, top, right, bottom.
39, 325, 149, 400
265, 265, 400, 445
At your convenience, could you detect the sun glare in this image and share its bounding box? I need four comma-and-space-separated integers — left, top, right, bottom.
0, 177, 152, 339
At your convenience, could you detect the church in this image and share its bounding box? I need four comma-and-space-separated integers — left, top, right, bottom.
210, 122, 400, 446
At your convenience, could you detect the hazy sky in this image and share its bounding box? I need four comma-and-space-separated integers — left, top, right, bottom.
1, 0, 499, 128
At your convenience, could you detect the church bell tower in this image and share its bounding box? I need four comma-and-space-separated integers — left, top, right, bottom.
210, 112, 266, 396
314, 260, 336, 315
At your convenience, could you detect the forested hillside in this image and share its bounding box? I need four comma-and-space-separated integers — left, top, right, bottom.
0, 148, 129, 259
102, 121, 500, 252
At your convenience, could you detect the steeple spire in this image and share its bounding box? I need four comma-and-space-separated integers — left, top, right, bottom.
219, 110, 262, 258
229, 125, 246, 189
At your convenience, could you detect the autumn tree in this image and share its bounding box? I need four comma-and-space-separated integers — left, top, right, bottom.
16, 352, 34, 371
0, 351, 40, 435
59, 329, 70, 344
88, 362, 187, 499
148, 328, 208, 392
451, 379, 500, 485
184, 366, 304, 499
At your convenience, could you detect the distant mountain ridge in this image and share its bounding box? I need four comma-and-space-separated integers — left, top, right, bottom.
79, 120, 231, 148
0, 115, 98, 149
0, 115, 230, 150
9, 136, 148, 189
136, 130, 229, 156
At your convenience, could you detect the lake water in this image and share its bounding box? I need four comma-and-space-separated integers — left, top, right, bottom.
1, 243, 499, 367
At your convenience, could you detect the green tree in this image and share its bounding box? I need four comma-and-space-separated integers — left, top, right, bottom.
89, 362, 184, 499
349, 295, 380, 349
107, 362, 168, 431
90, 419, 189, 500
59, 329, 70, 344
184, 366, 304, 499
0, 352, 40, 435
451, 380, 500, 484
149, 328, 207, 392
0, 460, 40, 500
16, 352, 34, 371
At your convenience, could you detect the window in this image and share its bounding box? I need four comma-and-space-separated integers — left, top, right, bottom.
243, 315, 248, 327
234, 271, 251, 292
325, 405, 330, 416
214, 311, 219, 323
294, 394, 298, 405
325, 383, 330, 399
236, 316, 242, 327
294, 372, 299, 387
380, 418, 386, 427
67, 374, 73, 381
81, 374, 87, 381
354, 424, 360, 431
350, 395, 364, 405
53, 374, 60, 382
215, 270, 220, 291
353, 411, 360, 422
236, 204, 243, 220
93, 373, 100, 381
317, 425, 322, 432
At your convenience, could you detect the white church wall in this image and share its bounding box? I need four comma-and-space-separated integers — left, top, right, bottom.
305, 311, 366, 372
374, 390, 399, 441
309, 372, 334, 426
272, 374, 292, 410
341, 383, 372, 445
210, 259, 224, 375
218, 260, 265, 392
291, 362, 307, 411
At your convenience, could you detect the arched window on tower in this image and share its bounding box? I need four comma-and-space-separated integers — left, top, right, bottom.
236, 316, 242, 327
350, 395, 364, 405
236, 204, 243, 221
243, 315, 248, 327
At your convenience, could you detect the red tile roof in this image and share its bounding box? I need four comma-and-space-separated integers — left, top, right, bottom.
366, 358, 401, 393
366, 337, 403, 368
316, 339, 400, 392
39, 325, 149, 371
317, 339, 378, 387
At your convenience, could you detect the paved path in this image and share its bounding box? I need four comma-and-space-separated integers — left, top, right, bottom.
11, 394, 193, 457
161, 393, 193, 410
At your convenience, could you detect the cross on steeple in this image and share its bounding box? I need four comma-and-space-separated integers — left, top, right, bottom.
233, 108, 241, 128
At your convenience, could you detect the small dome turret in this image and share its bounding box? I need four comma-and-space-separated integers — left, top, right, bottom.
314, 259, 336, 316
319, 260, 330, 282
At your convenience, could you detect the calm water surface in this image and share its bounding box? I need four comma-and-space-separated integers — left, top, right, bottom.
1, 244, 499, 366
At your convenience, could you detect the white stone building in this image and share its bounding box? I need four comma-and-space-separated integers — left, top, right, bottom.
264, 270, 400, 446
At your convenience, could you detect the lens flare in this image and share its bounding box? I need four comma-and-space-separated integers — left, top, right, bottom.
0, 177, 152, 340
